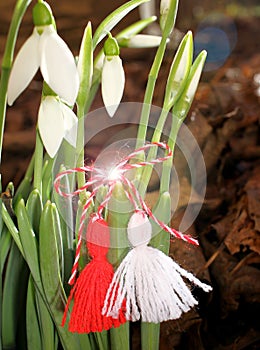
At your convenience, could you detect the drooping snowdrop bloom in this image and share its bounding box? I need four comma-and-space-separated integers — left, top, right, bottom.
7, 2, 79, 106
101, 35, 125, 117
38, 96, 78, 158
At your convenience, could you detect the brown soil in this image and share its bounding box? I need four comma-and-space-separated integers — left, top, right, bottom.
0, 1, 259, 349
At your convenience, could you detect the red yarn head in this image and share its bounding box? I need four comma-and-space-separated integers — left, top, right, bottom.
87, 216, 109, 259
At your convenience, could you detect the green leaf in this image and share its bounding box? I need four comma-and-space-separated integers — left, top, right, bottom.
0, 264, 2, 350
93, 0, 149, 48
107, 182, 132, 267
41, 156, 54, 203
77, 22, 93, 110
150, 191, 171, 252
13, 177, 32, 205
16, 199, 41, 285
39, 201, 65, 316
117, 16, 157, 42
51, 202, 65, 284
53, 167, 74, 250
0, 227, 12, 274
39, 201, 92, 350
2, 241, 29, 348
94, 331, 110, 350
107, 182, 130, 349
26, 276, 43, 350
26, 189, 43, 238
35, 286, 57, 350
75, 194, 94, 271
2, 203, 24, 256
110, 324, 130, 350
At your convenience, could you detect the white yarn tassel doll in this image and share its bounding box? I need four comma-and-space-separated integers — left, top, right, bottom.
102, 210, 212, 323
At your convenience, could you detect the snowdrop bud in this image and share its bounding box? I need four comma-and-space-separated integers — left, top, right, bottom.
101, 35, 125, 117
160, 0, 170, 31
33, 2, 53, 26
119, 34, 162, 48
160, 0, 178, 35
127, 211, 152, 247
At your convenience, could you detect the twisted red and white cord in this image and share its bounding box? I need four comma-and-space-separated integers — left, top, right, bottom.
54, 142, 199, 285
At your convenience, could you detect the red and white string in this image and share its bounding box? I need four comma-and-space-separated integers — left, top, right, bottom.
54, 142, 199, 285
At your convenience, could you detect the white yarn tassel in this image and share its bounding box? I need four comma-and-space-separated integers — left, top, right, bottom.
102, 211, 212, 323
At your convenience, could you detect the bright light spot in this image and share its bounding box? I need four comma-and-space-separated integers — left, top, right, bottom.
108, 167, 121, 181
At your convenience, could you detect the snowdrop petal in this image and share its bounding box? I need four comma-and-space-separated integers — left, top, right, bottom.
7, 28, 40, 105
40, 26, 79, 105
128, 34, 162, 48
61, 103, 78, 147
38, 96, 65, 158
101, 56, 125, 117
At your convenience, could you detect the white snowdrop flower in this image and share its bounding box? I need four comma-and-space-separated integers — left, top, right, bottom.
101, 35, 125, 118
8, 20, 79, 106
38, 96, 78, 158
126, 34, 163, 48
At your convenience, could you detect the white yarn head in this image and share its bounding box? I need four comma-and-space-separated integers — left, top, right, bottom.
127, 211, 152, 247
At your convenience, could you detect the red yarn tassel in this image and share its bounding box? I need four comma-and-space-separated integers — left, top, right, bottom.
62, 216, 125, 333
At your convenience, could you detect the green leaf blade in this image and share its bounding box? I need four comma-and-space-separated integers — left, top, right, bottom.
26, 276, 43, 350
107, 182, 131, 350
16, 199, 41, 284
26, 189, 43, 237
93, 0, 149, 48
39, 201, 92, 350
2, 241, 28, 348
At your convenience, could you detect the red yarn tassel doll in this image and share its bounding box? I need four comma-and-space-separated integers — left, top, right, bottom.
62, 215, 125, 333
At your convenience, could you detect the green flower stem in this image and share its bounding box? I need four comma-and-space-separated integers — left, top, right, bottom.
141, 322, 160, 350
33, 129, 43, 194
0, 68, 9, 166
76, 107, 87, 202
14, 154, 34, 204
0, 0, 32, 165
135, 36, 169, 148
138, 107, 170, 198
136, 0, 179, 147
160, 116, 182, 193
